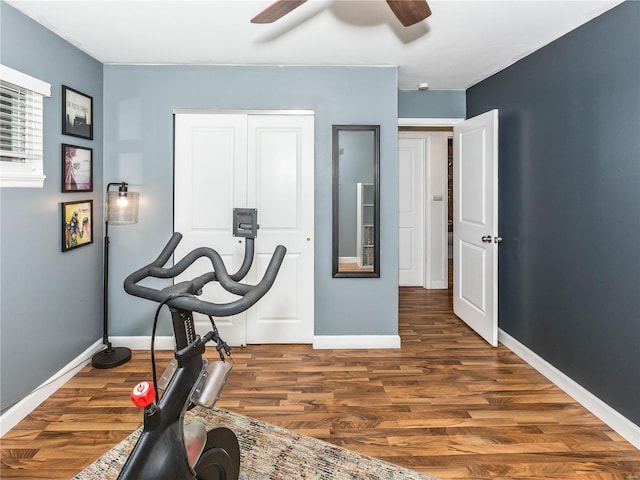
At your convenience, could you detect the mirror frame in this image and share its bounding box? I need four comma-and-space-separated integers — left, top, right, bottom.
332, 125, 380, 278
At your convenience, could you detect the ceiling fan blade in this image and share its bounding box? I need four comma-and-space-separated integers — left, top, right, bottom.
386, 0, 432, 27
251, 0, 308, 24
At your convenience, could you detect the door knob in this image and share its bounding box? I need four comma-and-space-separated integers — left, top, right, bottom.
494, 236, 503, 244
481, 235, 492, 243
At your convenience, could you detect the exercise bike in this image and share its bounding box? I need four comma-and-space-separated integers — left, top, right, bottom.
119, 209, 285, 480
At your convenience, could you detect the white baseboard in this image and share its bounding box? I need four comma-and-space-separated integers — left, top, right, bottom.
110, 336, 176, 350
0, 339, 104, 436
338, 257, 358, 264
499, 328, 640, 450
313, 335, 401, 349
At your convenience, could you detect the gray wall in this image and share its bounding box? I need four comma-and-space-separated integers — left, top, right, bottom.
0, 3, 104, 411
398, 89, 465, 118
103, 65, 399, 338
467, 1, 640, 425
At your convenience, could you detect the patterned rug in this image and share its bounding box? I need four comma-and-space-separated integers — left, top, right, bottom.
74, 407, 437, 480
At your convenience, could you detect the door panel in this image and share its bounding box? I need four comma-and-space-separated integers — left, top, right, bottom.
459, 240, 486, 312
453, 109, 499, 347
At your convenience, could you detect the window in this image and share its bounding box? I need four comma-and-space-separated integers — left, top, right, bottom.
0, 65, 51, 188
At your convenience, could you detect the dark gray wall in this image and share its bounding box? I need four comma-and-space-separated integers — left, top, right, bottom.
467, 1, 640, 425
103, 65, 399, 338
0, 3, 103, 411
398, 89, 465, 118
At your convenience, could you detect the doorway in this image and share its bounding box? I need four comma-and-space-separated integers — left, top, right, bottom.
398, 112, 500, 348
398, 127, 453, 289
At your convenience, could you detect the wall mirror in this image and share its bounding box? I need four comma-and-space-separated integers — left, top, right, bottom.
332, 125, 380, 278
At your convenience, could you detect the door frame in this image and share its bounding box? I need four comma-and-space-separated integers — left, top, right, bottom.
398, 118, 464, 289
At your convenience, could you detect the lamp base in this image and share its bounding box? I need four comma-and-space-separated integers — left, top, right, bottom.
92, 346, 132, 369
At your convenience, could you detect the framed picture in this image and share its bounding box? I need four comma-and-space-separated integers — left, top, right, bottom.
62, 200, 93, 252
62, 144, 93, 192
62, 85, 93, 139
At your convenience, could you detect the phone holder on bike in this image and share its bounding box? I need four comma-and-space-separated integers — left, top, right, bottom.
118, 212, 285, 480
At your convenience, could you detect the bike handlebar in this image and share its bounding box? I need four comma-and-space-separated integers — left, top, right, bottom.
124, 232, 286, 317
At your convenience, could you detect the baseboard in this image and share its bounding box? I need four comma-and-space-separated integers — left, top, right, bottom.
338, 257, 358, 264
110, 336, 176, 350
499, 328, 640, 450
0, 339, 104, 436
313, 335, 401, 349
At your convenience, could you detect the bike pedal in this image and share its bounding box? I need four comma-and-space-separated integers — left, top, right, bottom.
191, 361, 233, 408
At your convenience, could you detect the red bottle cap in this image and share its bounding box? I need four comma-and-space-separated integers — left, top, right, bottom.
130, 381, 155, 408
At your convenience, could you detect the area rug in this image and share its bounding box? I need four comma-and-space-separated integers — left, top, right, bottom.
74, 407, 437, 480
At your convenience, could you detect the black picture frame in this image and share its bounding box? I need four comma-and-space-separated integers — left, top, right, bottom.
62, 144, 93, 192
62, 85, 93, 140
62, 199, 93, 252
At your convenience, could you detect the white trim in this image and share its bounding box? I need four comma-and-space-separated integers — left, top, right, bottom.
338, 256, 359, 264
110, 336, 176, 350
313, 335, 401, 349
0, 340, 103, 436
0, 172, 46, 188
398, 118, 464, 127
173, 109, 314, 116
499, 329, 640, 450
0, 64, 51, 97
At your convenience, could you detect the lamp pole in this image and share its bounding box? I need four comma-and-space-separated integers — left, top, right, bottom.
92, 182, 135, 369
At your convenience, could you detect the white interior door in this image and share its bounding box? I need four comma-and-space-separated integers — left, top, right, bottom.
174, 113, 248, 346
245, 115, 314, 344
453, 109, 499, 346
398, 134, 425, 286
174, 112, 314, 345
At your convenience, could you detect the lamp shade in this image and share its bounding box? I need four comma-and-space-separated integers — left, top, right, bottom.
106, 190, 139, 225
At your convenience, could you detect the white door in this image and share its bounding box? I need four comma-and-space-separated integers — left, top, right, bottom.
453, 109, 499, 346
245, 115, 314, 344
174, 113, 314, 345
398, 134, 425, 286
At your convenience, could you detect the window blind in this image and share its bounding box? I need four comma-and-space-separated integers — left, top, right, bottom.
0, 79, 44, 164
0, 65, 51, 188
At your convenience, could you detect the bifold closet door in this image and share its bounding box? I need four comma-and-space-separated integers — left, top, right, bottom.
174, 113, 314, 345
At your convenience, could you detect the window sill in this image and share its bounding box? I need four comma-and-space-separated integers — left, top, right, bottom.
0, 173, 46, 188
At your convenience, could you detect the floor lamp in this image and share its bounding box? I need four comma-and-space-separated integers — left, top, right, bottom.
92, 182, 139, 369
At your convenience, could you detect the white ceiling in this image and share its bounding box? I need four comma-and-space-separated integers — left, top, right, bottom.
7, 0, 623, 90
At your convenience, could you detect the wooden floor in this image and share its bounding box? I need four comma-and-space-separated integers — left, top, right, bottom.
2, 287, 640, 479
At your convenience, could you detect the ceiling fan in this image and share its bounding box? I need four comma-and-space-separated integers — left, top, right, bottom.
251, 0, 432, 27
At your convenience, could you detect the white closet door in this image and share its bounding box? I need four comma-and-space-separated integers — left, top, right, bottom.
245, 115, 314, 343
174, 113, 249, 346
174, 112, 314, 345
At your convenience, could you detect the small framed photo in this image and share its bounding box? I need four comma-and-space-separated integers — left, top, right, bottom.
62, 200, 93, 252
62, 85, 93, 139
62, 144, 93, 192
